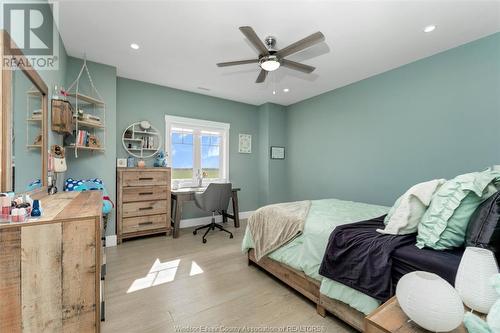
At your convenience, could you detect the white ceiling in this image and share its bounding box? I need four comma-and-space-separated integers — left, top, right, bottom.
57, 0, 500, 106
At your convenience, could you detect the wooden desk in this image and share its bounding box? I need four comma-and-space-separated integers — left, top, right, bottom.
171, 187, 240, 238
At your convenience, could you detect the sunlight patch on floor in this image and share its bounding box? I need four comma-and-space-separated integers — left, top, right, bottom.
190, 261, 204, 276
127, 258, 204, 293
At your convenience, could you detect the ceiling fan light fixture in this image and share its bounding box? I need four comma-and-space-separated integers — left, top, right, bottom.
260, 55, 280, 72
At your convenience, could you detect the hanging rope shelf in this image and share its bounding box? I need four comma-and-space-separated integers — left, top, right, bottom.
65, 57, 106, 158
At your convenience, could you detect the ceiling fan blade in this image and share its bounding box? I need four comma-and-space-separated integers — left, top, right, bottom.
281, 59, 315, 73
276, 31, 324, 58
217, 59, 258, 67
239, 26, 270, 56
256, 69, 268, 83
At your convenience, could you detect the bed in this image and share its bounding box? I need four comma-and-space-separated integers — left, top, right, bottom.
242, 198, 465, 331
242, 199, 389, 331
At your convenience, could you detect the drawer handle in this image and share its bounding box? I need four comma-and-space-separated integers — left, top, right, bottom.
139, 221, 154, 226
139, 207, 153, 211
139, 192, 154, 196
138, 177, 154, 181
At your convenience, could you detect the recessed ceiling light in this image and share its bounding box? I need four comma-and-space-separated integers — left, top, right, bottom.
272, 90, 276, 95
283, 88, 290, 93
423, 25, 436, 33
130, 43, 140, 50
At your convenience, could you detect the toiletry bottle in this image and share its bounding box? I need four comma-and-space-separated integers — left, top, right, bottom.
11, 208, 19, 222
2, 197, 11, 215
18, 208, 26, 222
31, 200, 41, 217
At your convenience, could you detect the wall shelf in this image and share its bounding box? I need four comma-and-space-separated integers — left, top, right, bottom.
66, 145, 105, 152
122, 121, 161, 159
65, 58, 106, 157
67, 92, 104, 106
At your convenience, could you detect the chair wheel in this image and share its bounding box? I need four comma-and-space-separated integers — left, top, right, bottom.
203, 238, 207, 244
193, 230, 197, 235
229, 234, 234, 239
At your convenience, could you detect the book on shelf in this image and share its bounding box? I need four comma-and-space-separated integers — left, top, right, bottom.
141, 135, 156, 149
73, 129, 99, 147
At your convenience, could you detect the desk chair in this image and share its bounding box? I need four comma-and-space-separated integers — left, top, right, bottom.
192, 183, 234, 243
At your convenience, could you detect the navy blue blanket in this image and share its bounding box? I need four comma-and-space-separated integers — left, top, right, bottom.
319, 216, 464, 302
318, 216, 415, 302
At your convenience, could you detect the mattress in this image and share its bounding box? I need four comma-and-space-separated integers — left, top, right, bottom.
242, 198, 389, 315
392, 244, 464, 286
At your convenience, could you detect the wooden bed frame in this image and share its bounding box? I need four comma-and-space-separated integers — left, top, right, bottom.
248, 249, 366, 332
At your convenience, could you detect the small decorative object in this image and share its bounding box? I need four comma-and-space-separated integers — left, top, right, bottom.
117, 158, 127, 168
88, 135, 100, 148
124, 129, 133, 139
396, 271, 464, 332
33, 133, 42, 146
51, 145, 67, 173
238, 133, 252, 153
456, 247, 499, 314
140, 120, 151, 130
154, 151, 167, 167
31, 200, 41, 217
270, 146, 285, 159
137, 160, 146, 168
127, 156, 135, 168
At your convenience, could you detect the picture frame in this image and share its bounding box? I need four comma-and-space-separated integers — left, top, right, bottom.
117, 158, 127, 168
270, 146, 285, 159
238, 134, 252, 154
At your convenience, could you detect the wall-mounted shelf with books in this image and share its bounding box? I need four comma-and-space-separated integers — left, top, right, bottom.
65, 58, 106, 157
122, 121, 161, 159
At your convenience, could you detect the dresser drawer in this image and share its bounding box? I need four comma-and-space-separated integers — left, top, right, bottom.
122, 186, 169, 203
122, 200, 168, 218
122, 171, 170, 187
122, 214, 168, 234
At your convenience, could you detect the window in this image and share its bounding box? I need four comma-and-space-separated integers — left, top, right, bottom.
165, 115, 229, 186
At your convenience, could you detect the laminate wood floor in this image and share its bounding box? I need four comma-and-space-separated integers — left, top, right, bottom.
102, 221, 356, 333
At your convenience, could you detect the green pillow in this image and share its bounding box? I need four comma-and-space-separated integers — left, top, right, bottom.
417, 169, 500, 250
434, 184, 497, 249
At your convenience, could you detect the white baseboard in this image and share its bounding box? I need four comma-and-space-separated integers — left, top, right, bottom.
180, 210, 254, 229
105, 235, 117, 247
105, 211, 253, 247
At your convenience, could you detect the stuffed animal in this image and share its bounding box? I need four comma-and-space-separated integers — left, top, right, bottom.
154, 150, 167, 167
464, 274, 500, 333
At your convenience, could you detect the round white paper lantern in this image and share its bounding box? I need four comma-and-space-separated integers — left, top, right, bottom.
455, 247, 499, 314
396, 271, 464, 332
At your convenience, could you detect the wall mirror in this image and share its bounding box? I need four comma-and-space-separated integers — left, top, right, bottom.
1, 30, 48, 193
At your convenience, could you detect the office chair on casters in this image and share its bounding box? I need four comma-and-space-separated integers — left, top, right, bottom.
192, 183, 234, 244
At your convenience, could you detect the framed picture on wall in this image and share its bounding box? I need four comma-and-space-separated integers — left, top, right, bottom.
238, 134, 252, 153
270, 146, 285, 159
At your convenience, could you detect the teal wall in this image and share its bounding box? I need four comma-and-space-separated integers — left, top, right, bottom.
116, 77, 261, 219
65, 57, 117, 234
285, 32, 500, 206
258, 103, 288, 205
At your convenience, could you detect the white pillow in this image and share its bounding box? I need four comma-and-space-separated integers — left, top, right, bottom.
377, 179, 446, 235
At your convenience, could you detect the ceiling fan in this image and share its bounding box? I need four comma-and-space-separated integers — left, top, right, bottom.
217, 26, 325, 83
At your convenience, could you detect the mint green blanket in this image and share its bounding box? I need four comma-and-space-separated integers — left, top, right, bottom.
242, 198, 389, 315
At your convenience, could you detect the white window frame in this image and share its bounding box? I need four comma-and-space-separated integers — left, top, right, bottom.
165, 115, 230, 187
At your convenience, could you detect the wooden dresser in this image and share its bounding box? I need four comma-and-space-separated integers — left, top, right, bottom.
0, 191, 103, 333
116, 167, 171, 243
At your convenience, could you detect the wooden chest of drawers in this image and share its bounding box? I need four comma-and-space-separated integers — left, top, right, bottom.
117, 168, 171, 243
